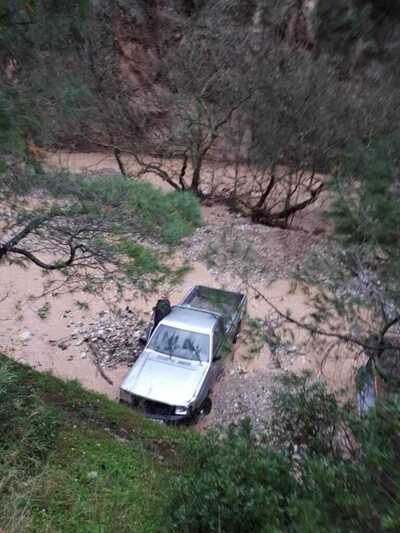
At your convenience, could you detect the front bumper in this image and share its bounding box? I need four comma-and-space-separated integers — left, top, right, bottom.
119, 396, 193, 424
146, 412, 191, 425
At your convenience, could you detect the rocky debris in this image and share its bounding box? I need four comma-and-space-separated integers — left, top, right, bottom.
206, 366, 277, 433
204, 316, 300, 432
52, 307, 147, 369
181, 205, 318, 284
81, 308, 146, 369
19, 329, 33, 342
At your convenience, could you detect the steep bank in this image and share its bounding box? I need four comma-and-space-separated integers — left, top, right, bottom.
0, 354, 195, 532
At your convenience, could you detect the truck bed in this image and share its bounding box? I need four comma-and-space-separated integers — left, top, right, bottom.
181, 285, 245, 328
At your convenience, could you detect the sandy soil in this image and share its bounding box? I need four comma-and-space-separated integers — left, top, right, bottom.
0, 150, 361, 428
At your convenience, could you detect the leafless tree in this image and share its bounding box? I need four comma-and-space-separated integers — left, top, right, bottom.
68, 1, 253, 195
17, 0, 398, 231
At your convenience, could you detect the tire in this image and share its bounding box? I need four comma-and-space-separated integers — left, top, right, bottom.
201, 397, 212, 415
194, 397, 213, 423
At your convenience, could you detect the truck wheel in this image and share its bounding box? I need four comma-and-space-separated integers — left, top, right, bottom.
201, 397, 212, 415
194, 397, 212, 423
233, 320, 242, 344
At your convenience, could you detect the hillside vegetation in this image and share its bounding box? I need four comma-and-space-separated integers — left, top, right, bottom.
1, 356, 399, 532
0, 355, 194, 532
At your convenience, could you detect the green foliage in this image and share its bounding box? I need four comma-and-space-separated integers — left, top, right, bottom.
7, 171, 202, 248
0, 0, 91, 165
74, 299, 89, 311
36, 302, 50, 319
331, 133, 400, 247
167, 373, 400, 533
0, 355, 193, 533
315, 0, 382, 65
1, 358, 400, 533
267, 371, 345, 459
1, 171, 201, 288
119, 241, 164, 276
0, 91, 25, 160
167, 422, 295, 533
0, 360, 60, 472
80, 175, 202, 245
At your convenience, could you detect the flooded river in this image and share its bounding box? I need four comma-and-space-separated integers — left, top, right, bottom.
0, 151, 359, 424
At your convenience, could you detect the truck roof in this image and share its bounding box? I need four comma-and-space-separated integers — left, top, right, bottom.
161, 306, 218, 335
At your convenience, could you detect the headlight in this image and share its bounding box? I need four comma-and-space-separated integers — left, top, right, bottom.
175, 406, 189, 416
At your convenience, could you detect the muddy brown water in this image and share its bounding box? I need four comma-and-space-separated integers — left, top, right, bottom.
0, 258, 219, 397
0, 151, 360, 412
0, 257, 359, 402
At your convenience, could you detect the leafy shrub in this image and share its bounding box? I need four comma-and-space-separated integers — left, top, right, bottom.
166, 374, 400, 533
330, 132, 400, 247
76, 175, 201, 245
267, 371, 346, 459
119, 241, 164, 276
166, 423, 295, 533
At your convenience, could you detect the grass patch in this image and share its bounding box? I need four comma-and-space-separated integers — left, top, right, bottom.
0, 355, 198, 533
30, 427, 166, 533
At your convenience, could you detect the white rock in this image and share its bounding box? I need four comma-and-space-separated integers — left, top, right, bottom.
20, 329, 33, 341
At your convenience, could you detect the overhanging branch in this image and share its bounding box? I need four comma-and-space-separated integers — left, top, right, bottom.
7, 242, 85, 270
250, 284, 399, 355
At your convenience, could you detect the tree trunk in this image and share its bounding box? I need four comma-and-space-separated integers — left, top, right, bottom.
250, 182, 323, 227
190, 156, 202, 195
256, 174, 276, 208
113, 147, 126, 176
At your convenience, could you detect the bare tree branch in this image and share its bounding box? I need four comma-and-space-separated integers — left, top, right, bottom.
249, 284, 399, 355
7, 242, 85, 270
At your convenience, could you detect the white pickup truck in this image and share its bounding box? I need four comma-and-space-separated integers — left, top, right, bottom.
119, 285, 247, 423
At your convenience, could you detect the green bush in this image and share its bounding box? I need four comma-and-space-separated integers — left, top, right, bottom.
330, 132, 400, 247
267, 371, 346, 459
166, 423, 295, 533
166, 375, 400, 533
118, 241, 164, 276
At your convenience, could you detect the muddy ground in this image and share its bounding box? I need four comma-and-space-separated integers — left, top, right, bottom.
0, 151, 362, 430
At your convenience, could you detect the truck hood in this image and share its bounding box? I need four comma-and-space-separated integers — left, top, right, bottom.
120, 349, 207, 407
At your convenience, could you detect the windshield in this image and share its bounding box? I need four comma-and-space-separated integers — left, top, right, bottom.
148, 325, 210, 362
